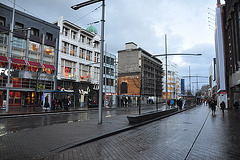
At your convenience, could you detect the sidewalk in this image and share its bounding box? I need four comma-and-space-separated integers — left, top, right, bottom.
0, 104, 170, 160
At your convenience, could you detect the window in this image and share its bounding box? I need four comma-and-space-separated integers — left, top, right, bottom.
87, 38, 91, 45
94, 52, 100, 62
62, 41, 69, 54
0, 16, 5, 26
11, 63, 24, 70
80, 35, 85, 43
94, 67, 99, 81
15, 22, 24, 29
61, 59, 76, 78
44, 45, 54, 56
70, 44, 77, 56
86, 50, 92, 61
0, 34, 8, 45
79, 63, 91, 81
63, 27, 69, 36
79, 48, 85, 59
93, 41, 99, 48
29, 41, 41, 52
120, 82, 128, 94
31, 28, 39, 37
13, 37, 26, 48
46, 33, 53, 41
71, 31, 77, 40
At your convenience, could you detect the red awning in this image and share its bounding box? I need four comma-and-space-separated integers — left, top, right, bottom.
28, 61, 42, 67
11, 58, 26, 65
0, 56, 8, 62
43, 64, 56, 70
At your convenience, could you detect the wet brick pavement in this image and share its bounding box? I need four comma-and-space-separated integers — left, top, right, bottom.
42, 105, 240, 160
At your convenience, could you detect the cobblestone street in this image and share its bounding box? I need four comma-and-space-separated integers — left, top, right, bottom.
43, 105, 240, 160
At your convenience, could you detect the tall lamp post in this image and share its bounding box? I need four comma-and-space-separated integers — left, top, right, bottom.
152, 34, 202, 109
71, 0, 105, 124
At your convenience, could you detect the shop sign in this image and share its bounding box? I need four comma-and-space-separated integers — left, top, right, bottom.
0, 68, 19, 77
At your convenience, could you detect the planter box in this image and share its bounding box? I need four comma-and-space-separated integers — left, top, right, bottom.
127, 108, 178, 124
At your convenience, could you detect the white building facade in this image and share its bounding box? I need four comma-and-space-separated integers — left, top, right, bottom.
55, 16, 101, 108
162, 61, 181, 100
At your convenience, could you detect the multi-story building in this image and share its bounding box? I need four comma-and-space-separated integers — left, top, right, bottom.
162, 61, 181, 100
117, 42, 163, 106
103, 52, 116, 106
55, 16, 100, 108
0, 3, 59, 109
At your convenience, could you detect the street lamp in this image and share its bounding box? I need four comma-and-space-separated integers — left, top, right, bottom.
72, 0, 105, 124
152, 34, 202, 109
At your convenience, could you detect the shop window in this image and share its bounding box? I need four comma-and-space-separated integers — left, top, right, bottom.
120, 82, 128, 94
0, 62, 6, 68
44, 45, 54, 55
43, 67, 54, 74
27, 66, 39, 72
29, 41, 41, 52
13, 78, 21, 87
11, 63, 24, 70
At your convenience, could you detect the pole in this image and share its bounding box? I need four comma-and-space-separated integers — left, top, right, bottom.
6, 0, 16, 112
98, 0, 105, 124
165, 34, 168, 110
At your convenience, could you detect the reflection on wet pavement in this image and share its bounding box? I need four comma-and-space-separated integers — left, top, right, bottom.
0, 105, 163, 136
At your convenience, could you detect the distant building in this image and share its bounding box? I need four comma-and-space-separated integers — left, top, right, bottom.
181, 79, 185, 95
103, 52, 116, 106
162, 61, 181, 99
0, 3, 59, 108
117, 42, 163, 106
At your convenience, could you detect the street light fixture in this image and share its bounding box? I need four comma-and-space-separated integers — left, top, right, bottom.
152, 34, 202, 109
71, 0, 105, 124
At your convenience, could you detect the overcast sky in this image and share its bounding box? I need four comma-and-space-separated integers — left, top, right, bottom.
2, 0, 222, 92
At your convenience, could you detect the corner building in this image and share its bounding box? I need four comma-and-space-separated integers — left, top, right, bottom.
0, 3, 59, 108
55, 16, 100, 108
117, 42, 163, 106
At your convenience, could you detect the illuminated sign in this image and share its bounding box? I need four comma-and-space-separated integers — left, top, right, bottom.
0, 68, 19, 77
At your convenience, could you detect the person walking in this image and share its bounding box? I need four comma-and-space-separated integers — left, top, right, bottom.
210, 100, 216, 115
233, 100, 239, 113
220, 101, 225, 114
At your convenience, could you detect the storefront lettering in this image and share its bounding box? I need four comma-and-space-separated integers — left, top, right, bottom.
0, 68, 13, 76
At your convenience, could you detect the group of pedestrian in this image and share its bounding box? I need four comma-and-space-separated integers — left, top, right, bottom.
43, 96, 71, 111
209, 99, 217, 115
177, 99, 183, 110
207, 97, 239, 115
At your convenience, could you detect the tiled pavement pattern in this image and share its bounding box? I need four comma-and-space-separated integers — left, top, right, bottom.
0, 105, 165, 160
43, 106, 240, 160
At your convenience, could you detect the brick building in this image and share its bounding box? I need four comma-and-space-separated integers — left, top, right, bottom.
117, 42, 163, 106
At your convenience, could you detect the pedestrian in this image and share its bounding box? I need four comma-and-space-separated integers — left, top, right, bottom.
233, 100, 239, 113
179, 99, 183, 110
210, 100, 216, 115
58, 99, 62, 109
167, 99, 170, 107
63, 96, 68, 111
44, 95, 49, 111
220, 101, 225, 114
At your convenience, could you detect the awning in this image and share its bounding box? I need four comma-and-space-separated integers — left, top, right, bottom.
28, 61, 42, 67
11, 58, 26, 65
43, 64, 55, 70
0, 56, 8, 62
